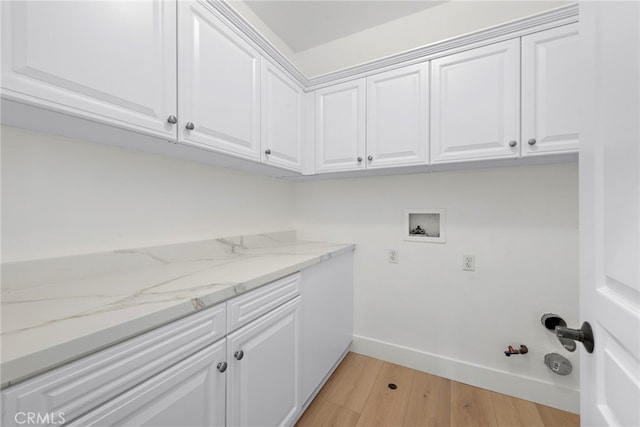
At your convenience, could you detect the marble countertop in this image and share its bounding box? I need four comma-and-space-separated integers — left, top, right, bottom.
1, 231, 354, 388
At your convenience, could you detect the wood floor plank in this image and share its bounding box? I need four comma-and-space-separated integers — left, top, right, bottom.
356, 362, 416, 427
324, 352, 384, 413
310, 361, 342, 404
297, 400, 360, 427
296, 394, 328, 427
451, 381, 498, 427
314, 352, 357, 402
321, 402, 361, 427
490, 391, 545, 427
536, 404, 580, 427
297, 352, 581, 427
403, 370, 451, 427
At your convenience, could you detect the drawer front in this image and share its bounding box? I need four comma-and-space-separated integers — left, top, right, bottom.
1, 303, 225, 426
227, 273, 301, 332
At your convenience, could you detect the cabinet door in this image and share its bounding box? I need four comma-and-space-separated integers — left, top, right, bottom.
315, 80, 366, 172
0, 1, 177, 139
522, 24, 579, 156
179, 1, 261, 160
300, 252, 353, 405
367, 63, 429, 168
261, 62, 304, 172
431, 40, 520, 163
67, 340, 226, 427
1, 303, 226, 426
227, 297, 301, 427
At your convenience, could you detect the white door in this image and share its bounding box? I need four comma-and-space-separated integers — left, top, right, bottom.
580, 2, 640, 426
522, 24, 580, 156
431, 39, 520, 163
0, 1, 177, 139
67, 341, 227, 427
227, 297, 300, 427
366, 63, 429, 169
315, 79, 366, 172
178, 0, 261, 160
261, 61, 304, 172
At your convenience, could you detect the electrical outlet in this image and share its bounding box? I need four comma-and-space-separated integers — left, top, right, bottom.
463, 254, 475, 271
389, 249, 399, 264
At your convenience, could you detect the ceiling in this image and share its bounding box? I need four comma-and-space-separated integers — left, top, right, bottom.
243, 1, 448, 53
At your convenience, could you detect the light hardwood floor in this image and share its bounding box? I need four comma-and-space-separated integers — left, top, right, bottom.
296, 352, 580, 427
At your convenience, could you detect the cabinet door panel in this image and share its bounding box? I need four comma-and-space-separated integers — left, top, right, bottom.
315, 80, 366, 172
179, 1, 260, 160
68, 341, 226, 427
431, 40, 520, 163
300, 252, 353, 405
1, 303, 225, 426
0, 1, 176, 138
227, 297, 300, 427
367, 63, 429, 168
262, 62, 304, 172
522, 24, 579, 156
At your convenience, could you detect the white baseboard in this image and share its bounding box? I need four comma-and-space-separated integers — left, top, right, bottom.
350, 335, 579, 414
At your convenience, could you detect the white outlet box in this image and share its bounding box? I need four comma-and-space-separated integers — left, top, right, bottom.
463, 254, 475, 271
389, 249, 399, 264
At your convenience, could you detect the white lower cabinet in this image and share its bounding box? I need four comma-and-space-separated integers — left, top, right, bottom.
68, 340, 227, 427
1, 262, 352, 427
1, 303, 227, 427
226, 297, 301, 427
300, 252, 354, 406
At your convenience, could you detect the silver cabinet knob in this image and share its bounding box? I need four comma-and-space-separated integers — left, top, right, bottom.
509, 140, 517, 147
265, 149, 271, 155
357, 157, 362, 163
528, 138, 537, 146
368, 155, 373, 161
185, 122, 195, 130
234, 350, 244, 360
167, 115, 177, 124
216, 362, 227, 373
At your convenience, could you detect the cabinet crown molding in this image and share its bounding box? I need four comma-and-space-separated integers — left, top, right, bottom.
206, 0, 578, 90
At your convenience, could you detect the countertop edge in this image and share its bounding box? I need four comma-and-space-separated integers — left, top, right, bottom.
1, 243, 355, 388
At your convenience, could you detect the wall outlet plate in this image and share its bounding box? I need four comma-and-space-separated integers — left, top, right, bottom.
463, 254, 475, 271
389, 249, 399, 264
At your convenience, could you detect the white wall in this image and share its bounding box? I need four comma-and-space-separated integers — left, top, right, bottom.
1, 126, 296, 262
294, 163, 580, 412
284, 1, 570, 77
1, 124, 580, 411
230, 1, 570, 78
227, 0, 298, 62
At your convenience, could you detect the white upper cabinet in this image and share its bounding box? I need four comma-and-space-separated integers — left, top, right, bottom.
261, 62, 304, 172
0, 1, 177, 139
431, 39, 520, 163
178, 1, 261, 161
315, 80, 366, 173
0, 0, 578, 175
366, 63, 429, 168
522, 24, 579, 156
